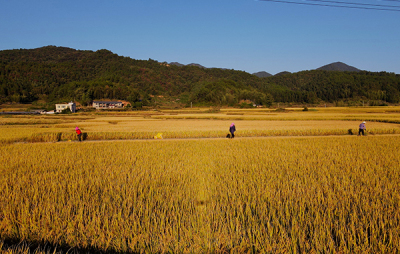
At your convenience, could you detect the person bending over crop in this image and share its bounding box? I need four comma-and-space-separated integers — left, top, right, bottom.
229, 123, 236, 138
76, 127, 82, 141
358, 121, 366, 136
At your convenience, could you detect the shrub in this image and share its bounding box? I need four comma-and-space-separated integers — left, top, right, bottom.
61, 108, 72, 114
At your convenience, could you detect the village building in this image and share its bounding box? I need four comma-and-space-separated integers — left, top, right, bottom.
55, 102, 76, 113
92, 101, 124, 109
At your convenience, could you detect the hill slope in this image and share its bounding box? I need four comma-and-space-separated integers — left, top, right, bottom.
1, 46, 399, 107
262, 69, 400, 103
0, 46, 273, 107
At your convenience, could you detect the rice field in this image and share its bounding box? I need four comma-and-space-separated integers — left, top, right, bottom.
1, 136, 400, 253
1, 106, 400, 143
1, 106, 400, 253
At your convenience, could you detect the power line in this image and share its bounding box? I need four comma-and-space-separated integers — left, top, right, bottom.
306, 0, 400, 9
258, 0, 400, 11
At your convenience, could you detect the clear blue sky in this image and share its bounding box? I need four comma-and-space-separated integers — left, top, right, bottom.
1, 0, 399, 75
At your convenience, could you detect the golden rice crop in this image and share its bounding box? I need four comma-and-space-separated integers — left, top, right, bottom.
2, 107, 400, 144
76, 119, 399, 133
19, 127, 400, 143
1, 135, 400, 253
2, 114, 400, 144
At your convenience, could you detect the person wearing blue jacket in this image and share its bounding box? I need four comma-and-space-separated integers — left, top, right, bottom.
358, 121, 366, 136
229, 123, 236, 138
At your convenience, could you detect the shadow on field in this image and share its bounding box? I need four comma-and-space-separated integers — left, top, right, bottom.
1, 238, 142, 254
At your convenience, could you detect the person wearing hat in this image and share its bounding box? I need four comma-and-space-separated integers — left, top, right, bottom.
358, 121, 366, 136
229, 123, 236, 139
75, 127, 83, 141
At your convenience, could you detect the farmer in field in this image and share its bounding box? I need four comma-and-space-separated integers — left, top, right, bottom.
358, 121, 366, 136
75, 127, 82, 141
229, 123, 236, 139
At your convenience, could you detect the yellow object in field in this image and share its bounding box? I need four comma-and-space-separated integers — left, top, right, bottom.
154, 133, 163, 139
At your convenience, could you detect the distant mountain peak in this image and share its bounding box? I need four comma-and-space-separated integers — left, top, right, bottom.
169, 62, 205, 68
187, 63, 206, 68
169, 62, 184, 67
253, 71, 272, 78
316, 62, 360, 72
275, 71, 291, 76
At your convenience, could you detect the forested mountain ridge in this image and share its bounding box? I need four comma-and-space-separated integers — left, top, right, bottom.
263, 70, 400, 104
1, 46, 400, 108
0, 46, 272, 107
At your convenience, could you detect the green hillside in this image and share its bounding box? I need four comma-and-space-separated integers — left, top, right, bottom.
1, 46, 399, 108
0, 46, 272, 108
263, 70, 400, 104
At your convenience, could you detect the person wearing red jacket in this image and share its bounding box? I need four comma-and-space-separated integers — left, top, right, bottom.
75, 127, 82, 142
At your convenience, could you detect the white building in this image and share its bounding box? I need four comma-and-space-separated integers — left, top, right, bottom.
55, 102, 76, 113
92, 101, 123, 109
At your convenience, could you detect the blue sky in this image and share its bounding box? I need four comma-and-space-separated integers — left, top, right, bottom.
1, 0, 399, 75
